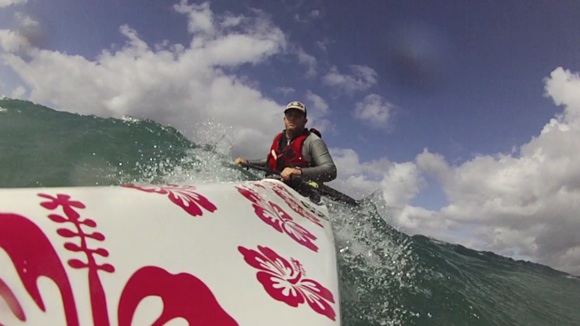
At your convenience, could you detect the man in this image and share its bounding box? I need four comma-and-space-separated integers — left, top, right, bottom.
234, 101, 337, 186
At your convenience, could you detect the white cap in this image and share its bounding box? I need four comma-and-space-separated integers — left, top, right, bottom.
285, 101, 307, 116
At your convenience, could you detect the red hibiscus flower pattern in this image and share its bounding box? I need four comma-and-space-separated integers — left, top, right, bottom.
236, 185, 318, 252
269, 182, 323, 228
123, 184, 217, 217
238, 245, 336, 321
0, 193, 237, 326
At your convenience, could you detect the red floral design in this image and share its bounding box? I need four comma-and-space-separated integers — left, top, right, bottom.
238, 245, 336, 321
118, 266, 237, 325
236, 184, 264, 205
269, 183, 323, 227
39, 193, 85, 219
0, 193, 236, 325
236, 185, 318, 252
123, 184, 217, 217
0, 213, 79, 325
39, 193, 113, 325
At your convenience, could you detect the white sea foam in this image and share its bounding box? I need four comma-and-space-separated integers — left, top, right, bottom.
121, 115, 141, 123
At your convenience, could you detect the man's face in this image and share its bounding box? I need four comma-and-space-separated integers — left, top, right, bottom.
284, 109, 307, 132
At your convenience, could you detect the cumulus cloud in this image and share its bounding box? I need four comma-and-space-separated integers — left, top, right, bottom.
0, 30, 28, 53
315, 39, 331, 52
0, 1, 290, 159
322, 64, 377, 95
1, 13, 47, 55
294, 9, 322, 23
174, 1, 214, 35
296, 46, 317, 77
10, 85, 25, 98
353, 93, 396, 129
416, 149, 450, 182
273, 86, 295, 96
328, 148, 392, 198
305, 90, 328, 116
0, 0, 26, 8
373, 67, 580, 275
0, 0, 330, 161
325, 67, 580, 275
381, 162, 425, 210
544, 67, 580, 125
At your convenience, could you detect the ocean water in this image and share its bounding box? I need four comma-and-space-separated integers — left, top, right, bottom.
1, 98, 580, 326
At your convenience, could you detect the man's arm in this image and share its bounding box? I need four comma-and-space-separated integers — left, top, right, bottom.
234, 157, 266, 167
246, 158, 267, 167
301, 136, 337, 183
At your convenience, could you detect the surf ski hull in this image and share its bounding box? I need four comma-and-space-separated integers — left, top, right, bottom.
0, 179, 340, 325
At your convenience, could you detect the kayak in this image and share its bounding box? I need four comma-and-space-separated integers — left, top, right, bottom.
0, 179, 341, 325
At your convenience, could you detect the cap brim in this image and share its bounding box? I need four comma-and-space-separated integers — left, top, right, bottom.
285, 107, 305, 112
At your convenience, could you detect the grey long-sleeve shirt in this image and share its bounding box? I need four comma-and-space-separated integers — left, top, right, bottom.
247, 132, 337, 183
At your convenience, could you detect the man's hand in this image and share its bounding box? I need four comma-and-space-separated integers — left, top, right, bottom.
234, 157, 247, 165
280, 167, 302, 181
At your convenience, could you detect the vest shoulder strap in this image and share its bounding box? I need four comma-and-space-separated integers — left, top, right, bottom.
309, 128, 321, 138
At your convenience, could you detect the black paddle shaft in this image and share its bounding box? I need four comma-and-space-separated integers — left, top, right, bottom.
239, 162, 360, 206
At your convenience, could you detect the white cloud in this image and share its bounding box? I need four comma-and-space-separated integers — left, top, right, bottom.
373, 67, 580, 275
174, 1, 214, 35
14, 12, 39, 28
293, 9, 321, 23
0, 0, 26, 8
10, 85, 25, 98
328, 148, 393, 198
322, 65, 377, 94
381, 162, 425, 210
327, 67, 580, 275
353, 93, 395, 129
0, 29, 31, 53
309, 10, 320, 19
305, 91, 328, 116
296, 47, 317, 77
416, 149, 450, 182
544, 67, 580, 126
0, 1, 288, 160
273, 86, 295, 96
315, 39, 331, 52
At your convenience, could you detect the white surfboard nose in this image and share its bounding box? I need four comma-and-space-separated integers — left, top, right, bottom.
0, 179, 341, 325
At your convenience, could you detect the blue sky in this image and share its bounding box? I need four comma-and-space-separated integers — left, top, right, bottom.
2, 0, 580, 275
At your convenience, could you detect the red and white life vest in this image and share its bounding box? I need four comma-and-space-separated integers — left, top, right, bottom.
266, 129, 311, 171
